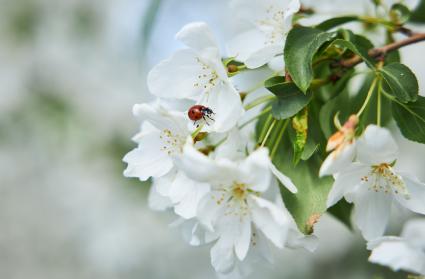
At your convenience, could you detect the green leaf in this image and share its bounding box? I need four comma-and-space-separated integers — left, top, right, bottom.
316, 16, 359, 31
301, 137, 319, 161
331, 38, 375, 68
380, 63, 418, 103
392, 96, 425, 144
291, 108, 308, 165
390, 3, 411, 25
411, 0, 425, 22
275, 147, 333, 234
265, 77, 313, 120
284, 27, 336, 92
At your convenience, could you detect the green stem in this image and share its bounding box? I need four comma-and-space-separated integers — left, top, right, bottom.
244, 95, 275, 110
356, 77, 378, 117
191, 124, 204, 139
258, 114, 273, 143
239, 106, 272, 129
377, 78, 382, 126
271, 120, 289, 159
260, 119, 277, 148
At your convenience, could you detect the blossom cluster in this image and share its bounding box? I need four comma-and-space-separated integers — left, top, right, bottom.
123, 0, 425, 277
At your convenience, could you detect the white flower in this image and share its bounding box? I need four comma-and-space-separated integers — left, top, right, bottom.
319, 115, 358, 177
368, 219, 425, 275
227, 0, 300, 69
123, 103, 188, 181
123, 103, 209, 219
174, 141, 299, 274
148, 22, 243, 132
326, 125, 425, 240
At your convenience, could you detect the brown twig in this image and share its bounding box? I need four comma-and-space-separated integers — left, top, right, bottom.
339, 32, 425, 68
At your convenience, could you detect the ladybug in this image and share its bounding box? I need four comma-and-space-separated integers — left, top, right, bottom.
188, 105, 215, 126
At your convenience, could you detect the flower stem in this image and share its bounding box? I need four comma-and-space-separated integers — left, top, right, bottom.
191, 124, 204, 139
258, 114, 273, 144
239, 106, 272, 129
270, 119, 289, 159
260, 119, 277, 148
356, 77, 378, 118
244, 95, 275, 110
377, 77, 382, 126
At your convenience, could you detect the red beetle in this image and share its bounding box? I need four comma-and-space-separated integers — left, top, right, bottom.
188, 105, 215, 126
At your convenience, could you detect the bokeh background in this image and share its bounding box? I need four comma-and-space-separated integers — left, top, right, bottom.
1, 0, 425, 278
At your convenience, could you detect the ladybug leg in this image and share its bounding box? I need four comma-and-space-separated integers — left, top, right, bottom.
202, 116, 211, 126
205, 114, 215, 121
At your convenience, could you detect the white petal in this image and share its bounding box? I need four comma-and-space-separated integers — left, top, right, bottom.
123, 133, 173, 181
402, 219, 425, 249
327, 163, 369, 207
148, 182, 172, 211
132, 103, 187, 136
369, 239, 425, 275
214, 128, 247, 161
197, 193, 225, 231
269, 161, 297, 193
395, 174, 425, 215
283, 0, 301, 29
239, 148, 272, 192
267, 55, 285, 72
235, 218, 252, 261
319, 142, 356, 177
174, 139, 236, 183
357, 125, 398, 165
210, 234, 236, 274
175, 22, 218, 51
200, 83, 243, 133
169, 172, 210, 219
227, 29, 268, 65
250, 196, 289, 248
147, 49, 205, 99
245, 44, 282, 69
352, 186, 393, 240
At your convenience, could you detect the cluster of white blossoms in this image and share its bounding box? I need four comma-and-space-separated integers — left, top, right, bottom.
321, 119, 425, 275
123, 0, 425, 277
124, 0, 315, 276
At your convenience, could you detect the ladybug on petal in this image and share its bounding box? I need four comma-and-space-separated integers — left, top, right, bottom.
188, 105, 215, 127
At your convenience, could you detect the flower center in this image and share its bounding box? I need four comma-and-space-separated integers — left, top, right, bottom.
159, 129, 185, 156
211, 182, 258, 220
193, 57, 219, 93
361, 163, 410, 199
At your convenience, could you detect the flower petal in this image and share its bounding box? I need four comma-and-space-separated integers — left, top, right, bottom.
147, 49, 205, 99
227, 29, 268, 66
269, 161, 297, 193
369, 239, 425, 275
238, 148, 272, 192
197, 193, 226, 231
235, 218, 252, 261
123, 133, 173, 181
245, 44, 282, 69
174, 139, 236, 184
133, 103, 187, 136
148, 181, 172, 211
394, 173, 425, 215
357, 125, 398, 165
169, 172, 210, 219
327, 163, 369, 207
319, 142, 356, 177
175, 22, 218, 51
200, 82, 243, 133
352, 186, 393, 240
210, 234, 236, 274
250, 196, 289, 248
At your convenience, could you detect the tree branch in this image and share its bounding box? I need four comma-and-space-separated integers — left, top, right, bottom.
339, 32, 425, 68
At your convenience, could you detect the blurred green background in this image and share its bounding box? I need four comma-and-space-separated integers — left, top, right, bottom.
1, 0, 425, 278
